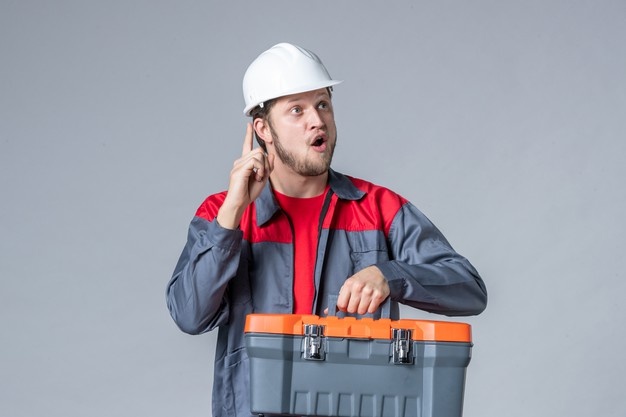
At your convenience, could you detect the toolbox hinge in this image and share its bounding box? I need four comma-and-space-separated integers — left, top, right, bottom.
303, 324, 326, 361
392, 328, 413, 365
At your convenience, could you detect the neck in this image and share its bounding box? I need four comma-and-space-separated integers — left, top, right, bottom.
270, 168, 329, 198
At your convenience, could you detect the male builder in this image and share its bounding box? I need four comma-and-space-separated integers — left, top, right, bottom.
166, 42, 487, 417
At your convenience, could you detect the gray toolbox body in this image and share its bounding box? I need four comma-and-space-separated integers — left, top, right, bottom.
244, 314, 473, 417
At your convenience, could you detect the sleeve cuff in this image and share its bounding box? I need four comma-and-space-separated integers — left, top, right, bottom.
376, 260, 405, 301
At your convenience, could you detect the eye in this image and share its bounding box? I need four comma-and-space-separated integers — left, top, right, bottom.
317, 101, 329, 110
290, 106, 302, 114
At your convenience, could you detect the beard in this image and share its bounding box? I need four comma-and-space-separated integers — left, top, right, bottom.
270, 127, 336, 177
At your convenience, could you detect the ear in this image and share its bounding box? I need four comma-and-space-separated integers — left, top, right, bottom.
253, 118, 273, 145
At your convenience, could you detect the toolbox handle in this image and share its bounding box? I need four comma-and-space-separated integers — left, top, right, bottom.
326, 294, 392, 319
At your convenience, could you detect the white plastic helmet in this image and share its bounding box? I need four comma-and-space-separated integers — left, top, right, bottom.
242, 42, 342, 116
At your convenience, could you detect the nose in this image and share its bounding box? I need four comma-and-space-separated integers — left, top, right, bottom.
307, 107, 325, 130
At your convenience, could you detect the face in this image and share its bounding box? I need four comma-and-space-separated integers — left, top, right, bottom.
261, 88, 337, 177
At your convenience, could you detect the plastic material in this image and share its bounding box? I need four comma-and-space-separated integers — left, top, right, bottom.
242, 43, 342, 115
244, 314, 473, 417
244, 313, 472, 342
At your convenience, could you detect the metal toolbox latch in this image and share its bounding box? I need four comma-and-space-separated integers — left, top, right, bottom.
303, 324, 326, 361
392, 328, 413, 365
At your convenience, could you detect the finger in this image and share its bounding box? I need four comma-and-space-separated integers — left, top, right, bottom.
367, 294, 385, 314
242, 123, 254, 157
358, 298, 371, 315
257, 153, 274, 181
336, 286, 349, 312
235, 149, 265, 171
346, 292, 361, 314
250, 151, 267, 181
261, 152, 274, 180
337, 279, 360, 313
233, 148, 265, 176
357, 289, 374, 315
366, 295, 384, 314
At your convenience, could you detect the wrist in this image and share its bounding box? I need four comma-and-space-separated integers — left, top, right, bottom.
216, 201, 246, 230
216, 209, 241, 230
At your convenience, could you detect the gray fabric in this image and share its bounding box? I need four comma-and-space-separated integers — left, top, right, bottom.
166, 169, 487, 417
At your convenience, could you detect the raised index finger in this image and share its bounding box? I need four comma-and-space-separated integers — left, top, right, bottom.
242, 122, 254, 157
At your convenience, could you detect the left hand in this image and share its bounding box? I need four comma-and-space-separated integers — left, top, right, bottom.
334, 266, 390, 315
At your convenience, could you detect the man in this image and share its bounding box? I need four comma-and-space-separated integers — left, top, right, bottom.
166, 42, 487, 417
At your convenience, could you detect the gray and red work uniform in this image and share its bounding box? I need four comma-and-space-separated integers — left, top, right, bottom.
166, 168, 487, 417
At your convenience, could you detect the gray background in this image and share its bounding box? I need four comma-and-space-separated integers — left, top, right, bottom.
2, 1, 625, 416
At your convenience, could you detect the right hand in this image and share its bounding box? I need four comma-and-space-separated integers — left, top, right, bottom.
217, 123, 274, 229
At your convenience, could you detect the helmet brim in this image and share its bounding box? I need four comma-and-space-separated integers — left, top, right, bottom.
243, 79, 343, 116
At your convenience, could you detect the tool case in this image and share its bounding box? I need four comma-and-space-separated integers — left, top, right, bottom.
244, 313, 473, 417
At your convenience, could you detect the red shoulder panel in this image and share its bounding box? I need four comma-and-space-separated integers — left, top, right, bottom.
324, 177, 408, 237
195, 192, 227, 220
195, 192, 291, 244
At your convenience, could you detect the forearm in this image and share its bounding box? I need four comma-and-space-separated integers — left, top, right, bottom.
379, 203, 487, 316
377, 258, 487, 316
166, 217, 243, 334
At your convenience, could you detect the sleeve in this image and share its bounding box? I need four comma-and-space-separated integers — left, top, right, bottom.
375, 202, 488, 316
166, 215, 244, 334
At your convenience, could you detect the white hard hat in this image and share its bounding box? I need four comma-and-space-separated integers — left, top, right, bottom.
242, 43, 342, 116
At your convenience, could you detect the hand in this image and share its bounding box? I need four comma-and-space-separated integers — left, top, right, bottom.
334, 266, 390, 315
217, 123, 274, 229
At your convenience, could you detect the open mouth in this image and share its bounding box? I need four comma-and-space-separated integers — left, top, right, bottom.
312, 137, 325, 147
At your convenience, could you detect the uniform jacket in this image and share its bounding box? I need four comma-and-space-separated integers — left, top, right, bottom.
166, 169, 487, 417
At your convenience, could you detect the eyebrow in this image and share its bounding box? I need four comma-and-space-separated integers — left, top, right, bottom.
285, 92, 330, 104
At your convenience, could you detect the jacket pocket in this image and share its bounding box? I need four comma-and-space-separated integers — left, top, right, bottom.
215, 347, 251, 417
347, 230, 389, 272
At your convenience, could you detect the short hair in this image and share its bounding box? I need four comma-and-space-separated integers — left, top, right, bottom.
249, 99, 277, 152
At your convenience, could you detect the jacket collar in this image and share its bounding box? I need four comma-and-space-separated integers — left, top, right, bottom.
255, 168, 366, 226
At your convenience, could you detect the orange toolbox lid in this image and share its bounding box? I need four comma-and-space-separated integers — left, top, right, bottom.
244, 314, 471, 343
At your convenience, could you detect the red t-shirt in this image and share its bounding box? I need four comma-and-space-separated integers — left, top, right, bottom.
273, 188, 328, 314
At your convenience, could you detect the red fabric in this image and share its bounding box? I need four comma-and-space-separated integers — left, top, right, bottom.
322, 176, 408, 237
274, 188, 328, 314
194, 177, 408, 243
